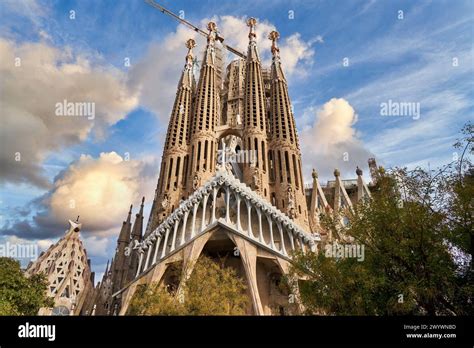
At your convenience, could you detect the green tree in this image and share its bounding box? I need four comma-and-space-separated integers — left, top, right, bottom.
439, 122, 474, 312
128, 256, 249, 315
0, 257, 54, 315
444, 122, 473, 265
292, 171, 452, 315
290, 151, 473, 315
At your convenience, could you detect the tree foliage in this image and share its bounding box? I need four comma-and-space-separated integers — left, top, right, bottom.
127, 256, 249, 315
0, 257, 54, 315
290, 122, 473, 316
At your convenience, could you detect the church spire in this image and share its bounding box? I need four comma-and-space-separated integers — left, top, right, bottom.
268, 29, 308, 230
246, 17, 260, 62
149, 40, 196, 233
126, 197, 145, 284
269, 30, 285, 81
242, 17, 270, 200
202, 22, 217, 66
109, 256, 114, 275
112, 205, 133, 293
118, 205, 132, 243
185, 38, 195, 68
186, 22, 220, 194
164, 39, 195, 152
178, 38, 196, 89
131, 197, 144, 240
105, 259, 109, 275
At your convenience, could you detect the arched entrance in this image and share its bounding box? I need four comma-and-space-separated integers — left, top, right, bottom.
197, 229, 254, 314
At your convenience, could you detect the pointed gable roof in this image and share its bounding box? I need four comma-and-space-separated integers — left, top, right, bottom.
137, 169, 320, 255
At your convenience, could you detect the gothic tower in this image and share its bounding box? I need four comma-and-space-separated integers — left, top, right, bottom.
268, 30, 309, 229
111, 205, 132, 294
186, 22, 220, 194
126, 197, 144, 283
242, 18, 270, 200
148, 39, 196, 233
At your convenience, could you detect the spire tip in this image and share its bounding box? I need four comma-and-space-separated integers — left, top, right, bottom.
269, 30, 280, 56
185, 38, 196, 50
247, 17, 257, 40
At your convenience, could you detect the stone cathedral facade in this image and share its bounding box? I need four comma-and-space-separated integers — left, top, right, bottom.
91, 19, 377, 315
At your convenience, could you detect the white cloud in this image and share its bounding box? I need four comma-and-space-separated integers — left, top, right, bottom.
39, 152, 156, 236
0, 38, 139, 188
279, 33, 315, 78
0, 151, 156, 241
300, 98, 373, 181
127, 25, 201, 122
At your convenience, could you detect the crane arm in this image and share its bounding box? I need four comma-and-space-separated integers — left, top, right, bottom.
144, 0, 247, 59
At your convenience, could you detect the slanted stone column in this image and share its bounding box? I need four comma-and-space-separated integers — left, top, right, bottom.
175, 232, 213, 298
181, 232, 213, 280
227, 233, 264, 315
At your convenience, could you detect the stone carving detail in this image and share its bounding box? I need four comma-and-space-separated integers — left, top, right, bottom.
161, 194, 170, 209
252, 173, 261, 191
192, 173, 201, 190
287, 186, 296, 219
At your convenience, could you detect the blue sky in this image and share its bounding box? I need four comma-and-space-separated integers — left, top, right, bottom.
1, 0, 473, 281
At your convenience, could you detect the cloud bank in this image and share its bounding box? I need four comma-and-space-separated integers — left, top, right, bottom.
1, 152, 157, 243
0, 38, 139, 188
300, 98, 373, 181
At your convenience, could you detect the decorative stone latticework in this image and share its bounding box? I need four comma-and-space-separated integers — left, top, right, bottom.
107, 168, 319, 315
25, 219, 94, 316
134, 169, 319, 277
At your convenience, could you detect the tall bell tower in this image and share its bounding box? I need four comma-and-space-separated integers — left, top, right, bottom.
242, 18, 271, 200
185, 22, 220, 194
268, 30, 309, 229
147, 38, 196, 233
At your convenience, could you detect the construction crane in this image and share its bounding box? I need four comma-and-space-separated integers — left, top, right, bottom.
144, 0, 247, 59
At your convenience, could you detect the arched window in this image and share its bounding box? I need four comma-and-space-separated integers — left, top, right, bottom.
203, 140, 208, 170
167, 158, 174, 190
254, 138, 259, 168
292, 154, 299, 188
284, 151, 291, 184
196, 142, 201, 171
182, 155, 188, 186
278, 151, 283, 183
268, 150, 274, 181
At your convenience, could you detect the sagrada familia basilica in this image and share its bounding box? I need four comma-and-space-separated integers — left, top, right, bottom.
27, 18, 378, 316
